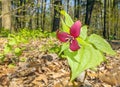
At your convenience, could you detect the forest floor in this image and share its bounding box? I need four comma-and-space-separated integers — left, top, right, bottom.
0, 37, 120, 87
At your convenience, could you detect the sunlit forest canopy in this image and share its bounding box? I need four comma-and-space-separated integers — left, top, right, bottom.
0, 0, 120, 39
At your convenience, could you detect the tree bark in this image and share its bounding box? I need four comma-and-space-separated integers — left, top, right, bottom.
23, 0, 26, 28
0, 2, 2, 28
74, 0, 80, 19
74, 0, 76, 19
52, 0, 62, 31
40, 0, 46, 31
42, 0, 46, 31
103, 0, 106, 38
36, 0, 40, 29
67, 0, 69, 13
85, 0, 95, 25
1, 0, 11, 30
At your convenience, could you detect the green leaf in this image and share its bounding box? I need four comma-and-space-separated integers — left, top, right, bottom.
49, 44, 60, 53
8, 63, 16, 68
8, 38, 17, 46
14, 47, 22, 56
64, 13, 74, 27
87, 34, 116, 55
49, 32, 56, 37
65, 45, 106, 81
60, 10, 65, 15
64, 48, 85, 81
4, 45, 11, 54
61, 18, 69, 33
20, 37, 27, 43
60, 10, 74, 27
0, 54, 5, 62
64, 49, 80, 62
80, 25, 88, 40
59, 43, 69, 55
20, 57, 27, 62
82, 45, 106, 70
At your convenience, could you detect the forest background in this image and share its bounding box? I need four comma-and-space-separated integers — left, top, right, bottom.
0, 0, 120, 39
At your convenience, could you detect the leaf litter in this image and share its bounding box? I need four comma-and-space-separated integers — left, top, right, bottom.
0, 38, 120, 87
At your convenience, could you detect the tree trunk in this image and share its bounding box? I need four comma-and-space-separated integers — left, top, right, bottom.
74, 0, 76, 19
67, 0, 69, 13
36, 0, 40, 29
41, 0, 43, 30
103, 0, 106, 38
1, 0, 11, 30
113, 0, 119, 39
52, 0, 62, 31
23, 0, 26, 28
15, 1, 19, 30
40, 0, 46, 31
42, 0, 46, 31
50, 0, 54, 31
0, 2, 2, 28
20, 0, 23, 28
74, 0, 80, 19
85, 0, 95, 25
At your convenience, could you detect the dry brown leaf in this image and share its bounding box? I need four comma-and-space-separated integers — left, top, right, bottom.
32, 74, 48, 86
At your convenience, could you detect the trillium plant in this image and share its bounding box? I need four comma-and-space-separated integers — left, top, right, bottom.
57, 10, 116, 81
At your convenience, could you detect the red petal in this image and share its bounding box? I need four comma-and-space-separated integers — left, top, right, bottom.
70, 39, 80, 51
70, 21, 81, 38
57, 30, 69, 42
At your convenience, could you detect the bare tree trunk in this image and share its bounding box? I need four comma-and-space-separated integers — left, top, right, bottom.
74, 0, 76, 19
40, 0, 46, 31
42, 0, 46, 31
23, 0, 26, 28
50, 0, 54, 31
52, 0, 62, 31
41, 0, 43, 30
103, 0, 106, 38
15, 1, 20, 30
113, 0, 119, 39
36, 0, 40, 29
20, 0, 23, 28
107, 0, 111, 39
85, 0, 95, 25
0, 2, 2, 29
67, 0, 69, 13
1, 0, 11, 30
74, 0, 80, 19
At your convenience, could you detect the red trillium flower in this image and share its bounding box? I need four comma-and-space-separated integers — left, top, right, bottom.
57, 21, 82, 51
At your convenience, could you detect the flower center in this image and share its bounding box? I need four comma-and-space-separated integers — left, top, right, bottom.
66, 35, 74, 43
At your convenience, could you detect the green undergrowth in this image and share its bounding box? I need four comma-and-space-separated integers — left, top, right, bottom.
0, 28, 60, 67
0, 29, 10, 37
17, 29, 50, 39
